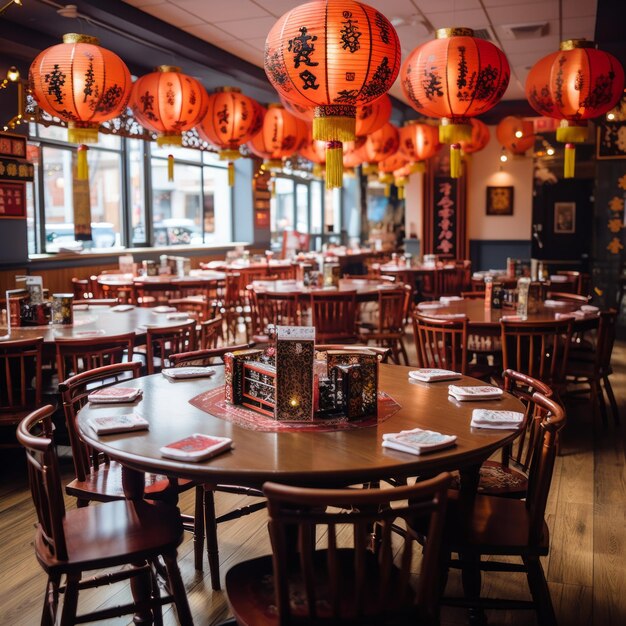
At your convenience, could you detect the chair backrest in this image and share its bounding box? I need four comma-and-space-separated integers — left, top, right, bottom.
199, 315, 223, 349
314, 344, 392, 363
502, 369, 553, 473
133, 281, 176, 306
16, 405, 68, 561
595, 309, 618, 374
168, 296, 215, 322
263, 473, 451, 624
59, 362, 142, 483
176, 278, 220, 300
438, 267, 461, 297
461, 291, 486, 300
310, 290, 358, 342
500, 319, 573, 386
71, 277, 92, 300
555, 270, 581, 294
255, 291, 300, 331
545, 291, 590, 304
0, 337, 43, 415
55, 332, 135, 382
412, 312, 469, 374
73, 299, 120, 306
523, 392, 566, 544
271, 264, 297, 280
146, 320, 196, 374
169, 344, 253, 367
374, 287, 406, 333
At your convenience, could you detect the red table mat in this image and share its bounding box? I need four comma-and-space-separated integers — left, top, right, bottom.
189, 387, 401, 432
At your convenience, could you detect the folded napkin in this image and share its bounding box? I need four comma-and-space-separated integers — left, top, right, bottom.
153, 306, 177, 314
409, 369, 462, 382
417, 301, 442, 310
554, 312, 576, 320
448, 385, 503, 401
73, 303, 89, 311
111, 304, 135, 312
543, 299, 570, 308
166, 312, 192, 320
500, 314, 524, 321
161, 367, 216, 380
439, 296, 463, 304
88, 387, 143, 403
382, 428, 457, 455
549, 275, 568, 282
580, 304, 599, 313
435, 313, 466, 319
471, 409, 524, 430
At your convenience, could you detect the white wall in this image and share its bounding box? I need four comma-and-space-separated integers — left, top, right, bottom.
466, 126, 534, 241
404, 171, 424, 241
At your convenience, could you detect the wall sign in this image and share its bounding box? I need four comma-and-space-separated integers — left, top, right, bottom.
554, 202, 576, 234
597, 123, 626, 160
0, 133, 26, 158
0, 157, 34, 181
0, 181, 26, 218
486, 186, 514, 216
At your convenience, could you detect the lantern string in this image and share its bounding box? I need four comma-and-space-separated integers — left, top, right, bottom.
76, 144, 89, 181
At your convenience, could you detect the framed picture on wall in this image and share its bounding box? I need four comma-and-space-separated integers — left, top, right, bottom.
554, 202, 576, 234
486, 186, 514, 215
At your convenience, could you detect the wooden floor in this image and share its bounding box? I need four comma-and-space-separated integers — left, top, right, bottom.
1, 342, 625, 626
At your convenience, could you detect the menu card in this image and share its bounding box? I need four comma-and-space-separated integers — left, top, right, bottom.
160, 434, 233, 461
382, 428, 457, 455
448, 385, 504, 401
88, 413, 149, 434
88, 387, 143, 403
409, 369, 462, 382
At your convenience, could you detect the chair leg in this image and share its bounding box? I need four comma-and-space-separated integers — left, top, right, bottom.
41, 573, 61, 626
60, 573, 80, 626
204, 489, 221, 590
460, 553, 486, 626
162, 551, 194, 626
149, 565, 164, 626
399, 338, 409, 365
603, 375, 620, 424
595, 379, 609, 427
193, 486, 205, 571
523, 555, 556, 626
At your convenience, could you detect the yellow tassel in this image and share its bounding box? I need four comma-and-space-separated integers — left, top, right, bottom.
439, 118, 472, 144
362, 163, 378, 177
76, 145, 89, 181
68, 124, 99, 145
379, 173, 394, 185
157, 133, 183, 147
413, 161, 425, 174
313, 106, 356, 142
384, 183, 391, 196
556, 121, 587, 144
325, 142, 343, 189
564, 143, 575, 178
167, 154, 174, 182
228, 162, 235, 187
312, 163, 325, 178
450, 144, 461, 178
398, 185, 405, 200
266, 159, 283, 171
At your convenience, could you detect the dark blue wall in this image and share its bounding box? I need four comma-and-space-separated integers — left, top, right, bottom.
469, 240, 532, 272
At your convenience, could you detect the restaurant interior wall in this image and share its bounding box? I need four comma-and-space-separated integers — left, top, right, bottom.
403, 171, 424, 255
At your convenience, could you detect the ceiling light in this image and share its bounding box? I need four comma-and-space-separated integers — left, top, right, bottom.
57, 4, 79, 18
546, 147, 555, 156
500, 153, 508, 163
6, 66, 20, 82
514, 130, 523, 138
607, 112, 616, 121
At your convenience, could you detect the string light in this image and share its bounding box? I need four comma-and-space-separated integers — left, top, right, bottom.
607, 112, 616, 121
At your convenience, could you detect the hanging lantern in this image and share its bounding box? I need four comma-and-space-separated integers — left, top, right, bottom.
378, 151, 408, 196
526, 39, 624, 177
299, 133, 327, 178
196, 87, 262, 186
399, 120, 440, 172
496, 116, 535, 155
265, 0, 401, 188
280, 94, 315, 123
401, 27, 510, 178
29, 33, 132, 180
343, 138, 366, 170
393, 162, 415, 199
130, 65, 207, 146
460, 119, 490, 154
360, 122, 400, 175
355, 94, 392, 137
247, 103, 308, 171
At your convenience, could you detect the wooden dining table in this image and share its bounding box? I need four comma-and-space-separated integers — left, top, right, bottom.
77, 364, 524, 496
97, 269, 226, 288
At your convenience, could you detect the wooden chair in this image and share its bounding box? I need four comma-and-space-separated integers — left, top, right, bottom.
145, 320, 196, 374
310, 290, 358, 343
199, 315, 224, 349
566, 309, 619, 425
169, 344, 267, 590
554, 270, 582, 294
545, 291, 591, 304
500, 318, 573, 396
451, 369, 553, 498
412, 312, 468, 373
55, 332, 135, 383
58, 362, 208, 573
17, 405, 193, 626
133, 280, 176, 307
0, 337, 44, 443
314, 344, 392, 363
412, 393, 565, 626
251, 290, 300, 342
96, 277, 133, 303
225, 473, 451, 626
73, 298, 120, 307
71, 277, 92, 300
358, 287, 409, 364
169, 295, 217, 322
438, 266, 461, 297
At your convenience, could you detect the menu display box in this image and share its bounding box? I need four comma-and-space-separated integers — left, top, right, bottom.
224, 348, 265, 404
326, 350, 378, 417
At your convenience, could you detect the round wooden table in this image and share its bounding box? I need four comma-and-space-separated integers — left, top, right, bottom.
0, 304, 193, 344
249, 278, 403, 302
97, 269, 226, 288
77, 364, 524, 493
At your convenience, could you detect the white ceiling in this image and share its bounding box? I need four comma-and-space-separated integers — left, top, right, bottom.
122, 0, 597, 103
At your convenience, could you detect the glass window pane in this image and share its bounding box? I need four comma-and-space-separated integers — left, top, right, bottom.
203, 151, 227, 167
310, 180, 322, 234
42, 146, 74, 251
128, 138, 148, 246
37, 125, 69, 142
152, 144, 202, 162
151, 159, 202, 246
26, 178, 37, 255
94, 133, 122, 150
296, 184, 309, 232
202, 166, 232, 244
271, 177, 294, 237
88, 149, 123, 246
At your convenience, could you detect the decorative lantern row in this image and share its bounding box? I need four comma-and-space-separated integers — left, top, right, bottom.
401, 27, 510, 178
196, 86, 262, 185
378, 151, 408, 196
399, 121, 440, 172
265, 0, 401, 188
460, 119, 490, 154
526, 39, 624, 177
496, 116, 535, 155
360, 122, 400, 176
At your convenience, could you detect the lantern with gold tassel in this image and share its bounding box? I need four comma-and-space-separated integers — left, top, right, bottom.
360, 122, 400, 176
526, 39, 624, 178
247, 103, 308, 171
196, 87, 262, 186
399, 121, 440, 173
299, 133, 327, 178
343, 138, 367, 174
496, 116, 535, 155
29, 33, 132, 181
378, 151, 408, 196
265, 0, 400, 188
401, 28, 509, 178
393, 162, 414, 199
460, 119, 490, 154
129, 66, 207, 180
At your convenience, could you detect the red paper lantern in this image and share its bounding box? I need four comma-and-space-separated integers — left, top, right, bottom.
355, 94, 392, 136
378, 151, 408, 196
343, 138, 366, 169
526, 39, 624, 176
247, 103, 308, 170
196, 87, 262, 185
399, 121, 440, 169
496, 116, 535, 155
460, 119, 490, 154
29, 34, 132, 145
280, 95, 315, 123
299, 133, 327, 177
400, 27, 510, 177
129, 66, 207, 146
360, 122, 400, 172
265, 0, 400, 187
